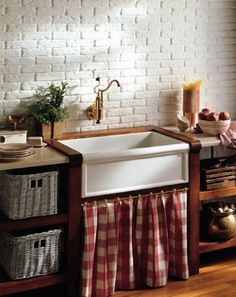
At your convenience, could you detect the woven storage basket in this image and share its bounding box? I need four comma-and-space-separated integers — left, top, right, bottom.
0, 229, 62, 280
0, 170, 58, 219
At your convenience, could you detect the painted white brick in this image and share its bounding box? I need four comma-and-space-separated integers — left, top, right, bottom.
102, 117, 120, 125
6, 41, 36, 49
68, 24, 94, 32
53, 32, 80, 40
80, 44, 105, 55
22, 0, 52, 7
0, 0, 235, 130
5, 57, 35, 65
121, 115, 146, 123
81, 15, 108, 25
0, 33, 21, 41
22, 65, 51, 73
5, 74, 34, 82
1, 16, 22, 24
21, 81, 50, 90
94, 70, 121, 79
1, 0, 21, 6
6, 7, 36, 16
1, 83, 21, 91
121, 99, 146, 107
53, 47, 80, 56
95, 39, 120, 47
93, 54, 120, 62
23, 16, 52, 24
38, 24, 66, 31
22, 32, 52, 40
37, 7, 66, 16
35, 72, 65, 81
108, 92, 133, 101
80, 61, 108, 71
5, 90, 34, 100
52, 64, 81, 72
67, 40, 91, 48
109, 15, 135, 24
96, 8, 121, 17
109, 61, 135, 70
65, 71, 91, 80
134, 106, 157, 114
109, 46, 135, 54
0, 49, 21, 57
135, 91, 159, 99
122, 8, 147, 16
37, 56, 65, 64
22, 48, 51, 57
38, 40, 66, 48
0, 66, 20, 74
52, 16, 80, 24
7, 24, 37, 32
70, 86, 92, 95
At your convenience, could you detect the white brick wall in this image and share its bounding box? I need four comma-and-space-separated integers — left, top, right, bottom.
1, 0, 236, 132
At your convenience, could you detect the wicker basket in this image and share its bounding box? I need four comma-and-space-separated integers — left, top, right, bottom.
0, 229, 62, 280
0, 170, 58, 219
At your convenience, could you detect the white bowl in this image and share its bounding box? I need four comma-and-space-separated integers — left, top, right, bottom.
198, 119, 231, 136
176, 115, 190, 132
176, 122, 189, 132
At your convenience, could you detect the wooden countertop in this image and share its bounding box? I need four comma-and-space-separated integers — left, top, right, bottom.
162, 126, 221, 147
0, 145, 69, 170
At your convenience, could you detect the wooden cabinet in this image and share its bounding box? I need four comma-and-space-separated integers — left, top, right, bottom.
0, 146, 82, 297
189, 141, 236, 274
2, 126, 225, 295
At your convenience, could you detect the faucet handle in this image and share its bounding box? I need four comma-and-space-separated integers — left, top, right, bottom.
94, 77, 101, 95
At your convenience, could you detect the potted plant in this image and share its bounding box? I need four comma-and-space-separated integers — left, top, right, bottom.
26, 82, 70, 139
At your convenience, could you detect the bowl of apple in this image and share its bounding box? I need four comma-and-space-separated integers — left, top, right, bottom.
198, 108, 231, 136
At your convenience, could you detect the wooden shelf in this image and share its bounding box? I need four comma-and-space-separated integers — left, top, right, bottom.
0, 214, 68, 233
199, 237, 236, 254
199, 187, 236, 201
0, 273, 67, 296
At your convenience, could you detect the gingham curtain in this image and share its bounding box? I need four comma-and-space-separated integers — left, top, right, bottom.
81, 190, 189, 297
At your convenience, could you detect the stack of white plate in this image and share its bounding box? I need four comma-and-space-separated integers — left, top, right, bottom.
0, 143, 36, 161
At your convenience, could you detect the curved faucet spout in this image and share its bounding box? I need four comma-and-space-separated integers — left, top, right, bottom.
99, 79, 120, 93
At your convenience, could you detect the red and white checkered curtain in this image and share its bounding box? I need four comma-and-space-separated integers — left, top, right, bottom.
81, 189, 189, 297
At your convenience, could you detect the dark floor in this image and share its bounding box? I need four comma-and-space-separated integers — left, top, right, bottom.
10, 285, 67, 297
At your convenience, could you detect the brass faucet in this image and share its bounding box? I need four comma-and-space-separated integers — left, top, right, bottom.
86, 77, 120, 124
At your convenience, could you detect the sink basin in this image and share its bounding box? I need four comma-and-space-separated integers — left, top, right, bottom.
59, 131, 189, 197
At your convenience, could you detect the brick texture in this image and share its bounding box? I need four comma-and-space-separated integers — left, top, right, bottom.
0, 0, 236, 131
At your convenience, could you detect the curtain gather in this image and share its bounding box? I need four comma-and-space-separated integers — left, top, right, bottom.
81, 190, 188, 297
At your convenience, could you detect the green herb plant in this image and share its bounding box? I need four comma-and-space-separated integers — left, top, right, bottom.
26, 82, 70, 139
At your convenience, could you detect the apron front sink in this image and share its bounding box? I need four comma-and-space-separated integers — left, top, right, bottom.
59, 131, 189, 197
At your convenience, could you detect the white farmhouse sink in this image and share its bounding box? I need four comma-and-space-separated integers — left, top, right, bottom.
59, 132, 189, 197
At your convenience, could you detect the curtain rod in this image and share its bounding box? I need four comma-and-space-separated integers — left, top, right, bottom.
81, 187, 188, 207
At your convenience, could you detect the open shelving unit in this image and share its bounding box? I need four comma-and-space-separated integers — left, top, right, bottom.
199, 176, 236, 255
0, 145, 82, 297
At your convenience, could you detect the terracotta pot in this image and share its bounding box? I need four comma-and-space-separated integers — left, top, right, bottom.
40, 122, 65, 140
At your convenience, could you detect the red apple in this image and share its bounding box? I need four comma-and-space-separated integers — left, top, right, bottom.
201, 108, 211, 115
219, 111, 230, 121
206, 112, 219, 121
199, 108, 211, 120
198, 112, 207, 120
